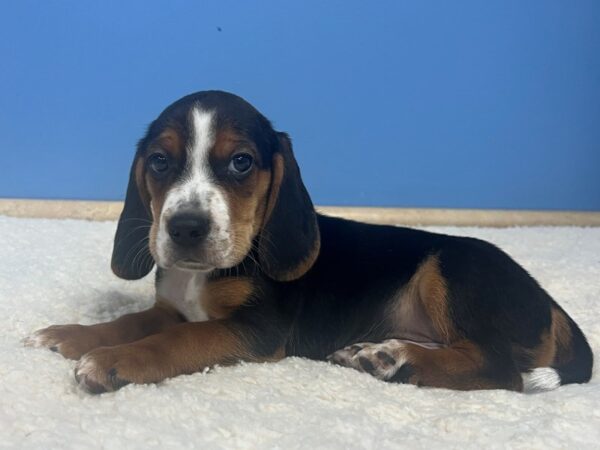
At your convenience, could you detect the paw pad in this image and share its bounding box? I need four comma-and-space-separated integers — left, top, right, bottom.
327, 339, 409, 381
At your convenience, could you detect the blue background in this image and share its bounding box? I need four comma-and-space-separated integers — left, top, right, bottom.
1, 1, 599, 210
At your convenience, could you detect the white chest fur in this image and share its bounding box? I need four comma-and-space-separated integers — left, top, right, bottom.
157, 267, 209, 322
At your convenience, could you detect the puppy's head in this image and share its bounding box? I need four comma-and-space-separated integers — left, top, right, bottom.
111, 91, 320, 282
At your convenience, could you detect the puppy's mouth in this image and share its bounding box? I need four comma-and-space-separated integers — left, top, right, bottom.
174, 259, 214, 272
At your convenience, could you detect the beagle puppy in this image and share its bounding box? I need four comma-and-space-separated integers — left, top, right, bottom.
27, 90, 593, 394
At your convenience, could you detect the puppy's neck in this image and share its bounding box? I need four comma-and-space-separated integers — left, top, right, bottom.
156, 266, 209, 322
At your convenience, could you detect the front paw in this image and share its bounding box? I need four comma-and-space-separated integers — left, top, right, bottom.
24, 324, 101, 360
74, 346, 151, 394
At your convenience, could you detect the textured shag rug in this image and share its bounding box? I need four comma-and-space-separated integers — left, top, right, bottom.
1, 216, 599, 449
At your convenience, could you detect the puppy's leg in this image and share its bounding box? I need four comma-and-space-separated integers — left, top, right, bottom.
74, 319, 284, 393
24, 304, 184, 360
328, 252, 524, 391
328, 338, 523, 391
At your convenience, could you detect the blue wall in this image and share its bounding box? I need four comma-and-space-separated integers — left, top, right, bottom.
1, 1, 599, 210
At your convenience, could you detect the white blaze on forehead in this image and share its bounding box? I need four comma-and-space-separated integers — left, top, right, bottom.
188, 107, 216, 174
155, 106, 233, 267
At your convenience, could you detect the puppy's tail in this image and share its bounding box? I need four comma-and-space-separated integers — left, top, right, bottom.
521, 367, 561, 393
522, 307, 593, 394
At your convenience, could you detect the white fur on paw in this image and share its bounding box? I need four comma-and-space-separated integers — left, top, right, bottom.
22, 329, 59, 350
328, 339, 409, 380
74, 354, 107, 393
326, 343, 366, 363
75, 355, 97, 379
22, 330, 47, 347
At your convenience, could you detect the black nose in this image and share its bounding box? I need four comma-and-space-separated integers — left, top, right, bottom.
167, 213, 210, 246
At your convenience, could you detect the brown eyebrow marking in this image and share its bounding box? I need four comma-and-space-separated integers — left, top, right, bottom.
212, 128, 258, 162
155, 127, 184, 159
142, 127, 186, 227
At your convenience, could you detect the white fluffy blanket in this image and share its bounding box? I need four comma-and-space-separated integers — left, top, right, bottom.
1, 216, 598, 449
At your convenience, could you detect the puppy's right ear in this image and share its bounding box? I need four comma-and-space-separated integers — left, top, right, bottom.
111, 151, 155, 280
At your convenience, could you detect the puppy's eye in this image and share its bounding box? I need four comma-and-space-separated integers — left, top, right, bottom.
229, 153, 253, 175
148, 153, 169, 176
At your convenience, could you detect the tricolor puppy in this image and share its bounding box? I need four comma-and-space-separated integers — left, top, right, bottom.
27, 91, 593, 393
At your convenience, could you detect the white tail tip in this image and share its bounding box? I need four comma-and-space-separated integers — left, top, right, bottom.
522, 367, 561, 393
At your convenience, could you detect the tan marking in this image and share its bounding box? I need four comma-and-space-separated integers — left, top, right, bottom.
534, 330, 556, 367
224, 167, 272, 265
269, 346, 287, 361
145, 127, 186, 219
208, 128, 274, 266
515, 307, 574, 370
157, 127, 184, 159
262, 152, 285, 225
417, 256, 455, 342
143, 129, 187, 258
201, 277, 255, 319
273, 231, 321, 282
552, 306, 573, 365
258, 152, 321, 282
134, 156, 151, 208
389, 255, 456, 344
211, 128, 258, 161
27, 305, 183, 360
141, 127, 187, 258
75, 319, 285, 392
148, 184, 167, 259
404, 340, 522, 391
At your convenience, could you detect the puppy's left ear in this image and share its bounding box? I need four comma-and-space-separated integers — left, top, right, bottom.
259, 132, 320, 282
111, 152, 155, 280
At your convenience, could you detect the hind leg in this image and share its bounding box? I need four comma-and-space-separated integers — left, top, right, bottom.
328, 338, 523, 391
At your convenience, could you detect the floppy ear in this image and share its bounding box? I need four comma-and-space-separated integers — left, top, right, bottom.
111, 154, 155, 280
258, 132, 320, 282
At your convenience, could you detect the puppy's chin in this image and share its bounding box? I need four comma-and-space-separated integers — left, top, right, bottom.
156, 251, 240, 273
151, 238, 250, 274
154, 254, 215, 272
173, 259, 214, 272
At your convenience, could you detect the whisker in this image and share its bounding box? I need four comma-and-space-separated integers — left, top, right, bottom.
130, 239, 150, 271
123, 236, 150, 269
117, 218, 153, 225
114, 224, 152, 250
